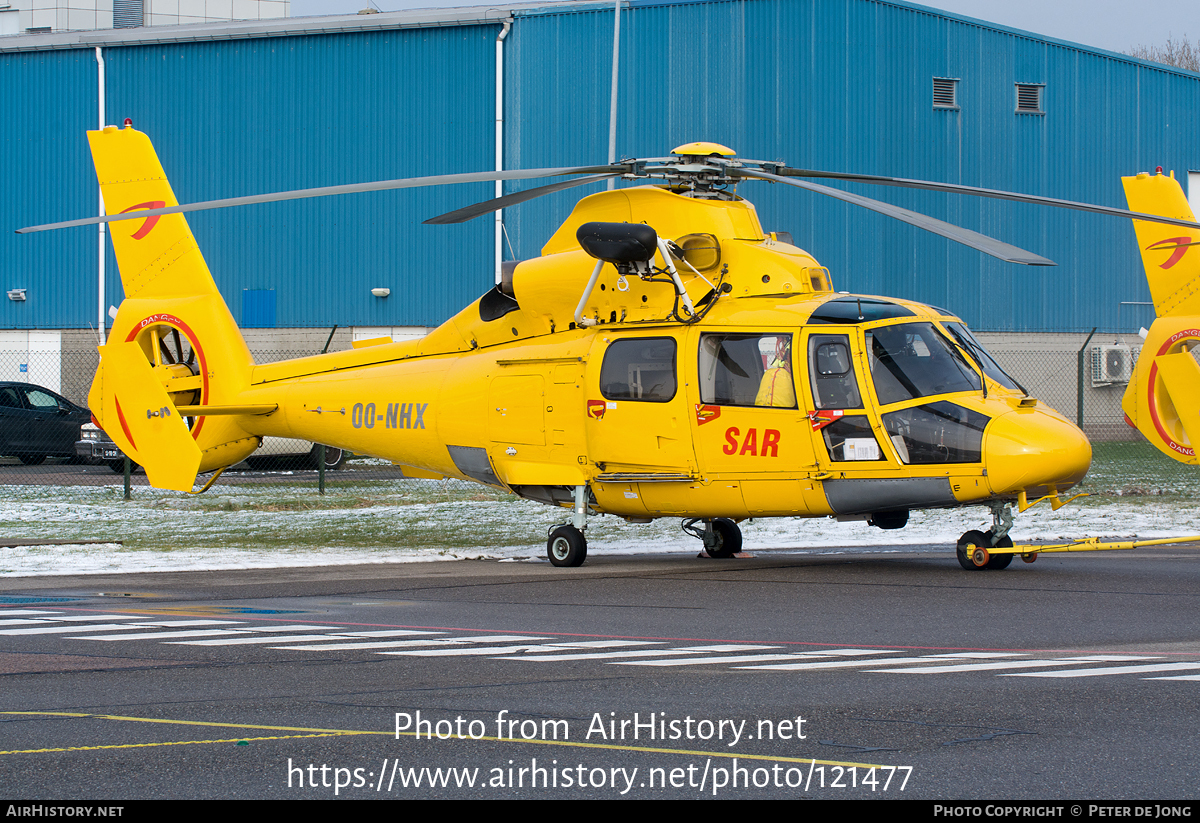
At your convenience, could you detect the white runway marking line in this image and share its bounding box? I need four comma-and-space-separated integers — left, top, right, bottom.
0, 616, 229, 634
114, 620, 242, 628
0, 610, 62, 616
0, 615, 151, 625
736, 652, 1022, 672
0, 623, 195, 636
172, 635, 354, 646
390, 640, 669, 658
224, 624, 343, 632
337, 630, 442, 637
493, 643, 772, 662
792, 649, 902, 656
276, 634, 548, 652
606, 645, 907, 666
72, 629, 256, 641
511, 643, 782, 662
175, 629, 442, 647
1006, 661, 1200, 678
869, 656, 1162, 674
611, 654, 804, 667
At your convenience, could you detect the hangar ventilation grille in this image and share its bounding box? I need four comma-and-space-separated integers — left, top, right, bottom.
932, 77, 958, 109
113, 0, 143, 28
1016, 83, 1044, 114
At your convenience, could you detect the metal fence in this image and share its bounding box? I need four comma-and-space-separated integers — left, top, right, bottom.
988, 346, 1197, 499
0, 346, 414, 492
0, 341, 1194, 499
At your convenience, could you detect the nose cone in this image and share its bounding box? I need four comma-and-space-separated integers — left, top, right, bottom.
984, 409, 1092, 496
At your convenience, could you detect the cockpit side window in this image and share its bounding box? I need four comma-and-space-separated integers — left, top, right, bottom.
865, 322, 981, 405
808, 334, 863, 409
600, 338, 677, 402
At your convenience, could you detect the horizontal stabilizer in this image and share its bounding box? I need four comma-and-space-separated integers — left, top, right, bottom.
91, 340, 202, 491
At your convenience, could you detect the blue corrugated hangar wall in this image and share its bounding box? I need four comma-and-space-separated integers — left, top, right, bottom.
2, 0, 1199, 334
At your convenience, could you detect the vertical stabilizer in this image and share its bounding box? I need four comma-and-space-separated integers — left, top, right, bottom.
1122, 171, 1200, 317
1120, 171, 1200, 464
88, 125, 223, 301
87, 124, 262, 485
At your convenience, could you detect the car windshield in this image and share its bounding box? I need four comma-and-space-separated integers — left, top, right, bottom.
865, 322, 982, 405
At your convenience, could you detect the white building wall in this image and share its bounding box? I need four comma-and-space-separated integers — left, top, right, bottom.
0, 7, 21, 34
0, 0, 284, 34
0, 330, 62, 394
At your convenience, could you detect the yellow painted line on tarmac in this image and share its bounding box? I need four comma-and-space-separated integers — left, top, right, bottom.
2, 733, 355, 755
0, 711, 887, 768
0, 711, 377, 736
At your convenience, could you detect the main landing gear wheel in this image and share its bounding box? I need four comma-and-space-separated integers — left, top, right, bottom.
547, 524, 587, 567
705, 518, 743, 558
956, 529, 1013, 570
310, 444, 348, 470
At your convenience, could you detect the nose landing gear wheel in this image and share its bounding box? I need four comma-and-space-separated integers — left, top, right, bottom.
957, 529, 991, 570
547, 524, 587, 567
956, 529, 1014, 570
986, 533, 1014, 569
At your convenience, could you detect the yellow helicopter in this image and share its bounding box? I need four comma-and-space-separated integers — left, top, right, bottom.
19, 125, 1200, 569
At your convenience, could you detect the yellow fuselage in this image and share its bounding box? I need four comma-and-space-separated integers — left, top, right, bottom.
206, 186, 1092, 520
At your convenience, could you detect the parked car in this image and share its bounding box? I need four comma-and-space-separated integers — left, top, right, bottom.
0, 382, 91, 465
75, 422, 125, 469
76, 423, 347, 472
242, 436, 349, 471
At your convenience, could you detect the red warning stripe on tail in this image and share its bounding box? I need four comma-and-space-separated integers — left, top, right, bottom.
114, 395, 137, 451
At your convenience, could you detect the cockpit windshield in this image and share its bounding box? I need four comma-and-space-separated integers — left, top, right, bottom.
866, 322, 982, 405
942, 322, 1027, 395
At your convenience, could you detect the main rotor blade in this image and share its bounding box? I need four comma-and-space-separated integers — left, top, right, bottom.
775, 167, 1200, 232
424, 173, 619, 224
736, 169, 1055, 266
16, 164, 628, 234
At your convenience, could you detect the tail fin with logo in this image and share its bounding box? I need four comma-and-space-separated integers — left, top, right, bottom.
1120, 170, 1200, 464
88, 124, 262, 490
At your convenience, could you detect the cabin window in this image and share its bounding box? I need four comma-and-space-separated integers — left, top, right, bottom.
865, 322, 981, 405
882, 402, 990, 464
808, 334, 863, 409
600, 338, 677, 402
699, 333, 796, 408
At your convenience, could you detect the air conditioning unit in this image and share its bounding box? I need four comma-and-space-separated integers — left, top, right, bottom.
1090, 344, 1138, 386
